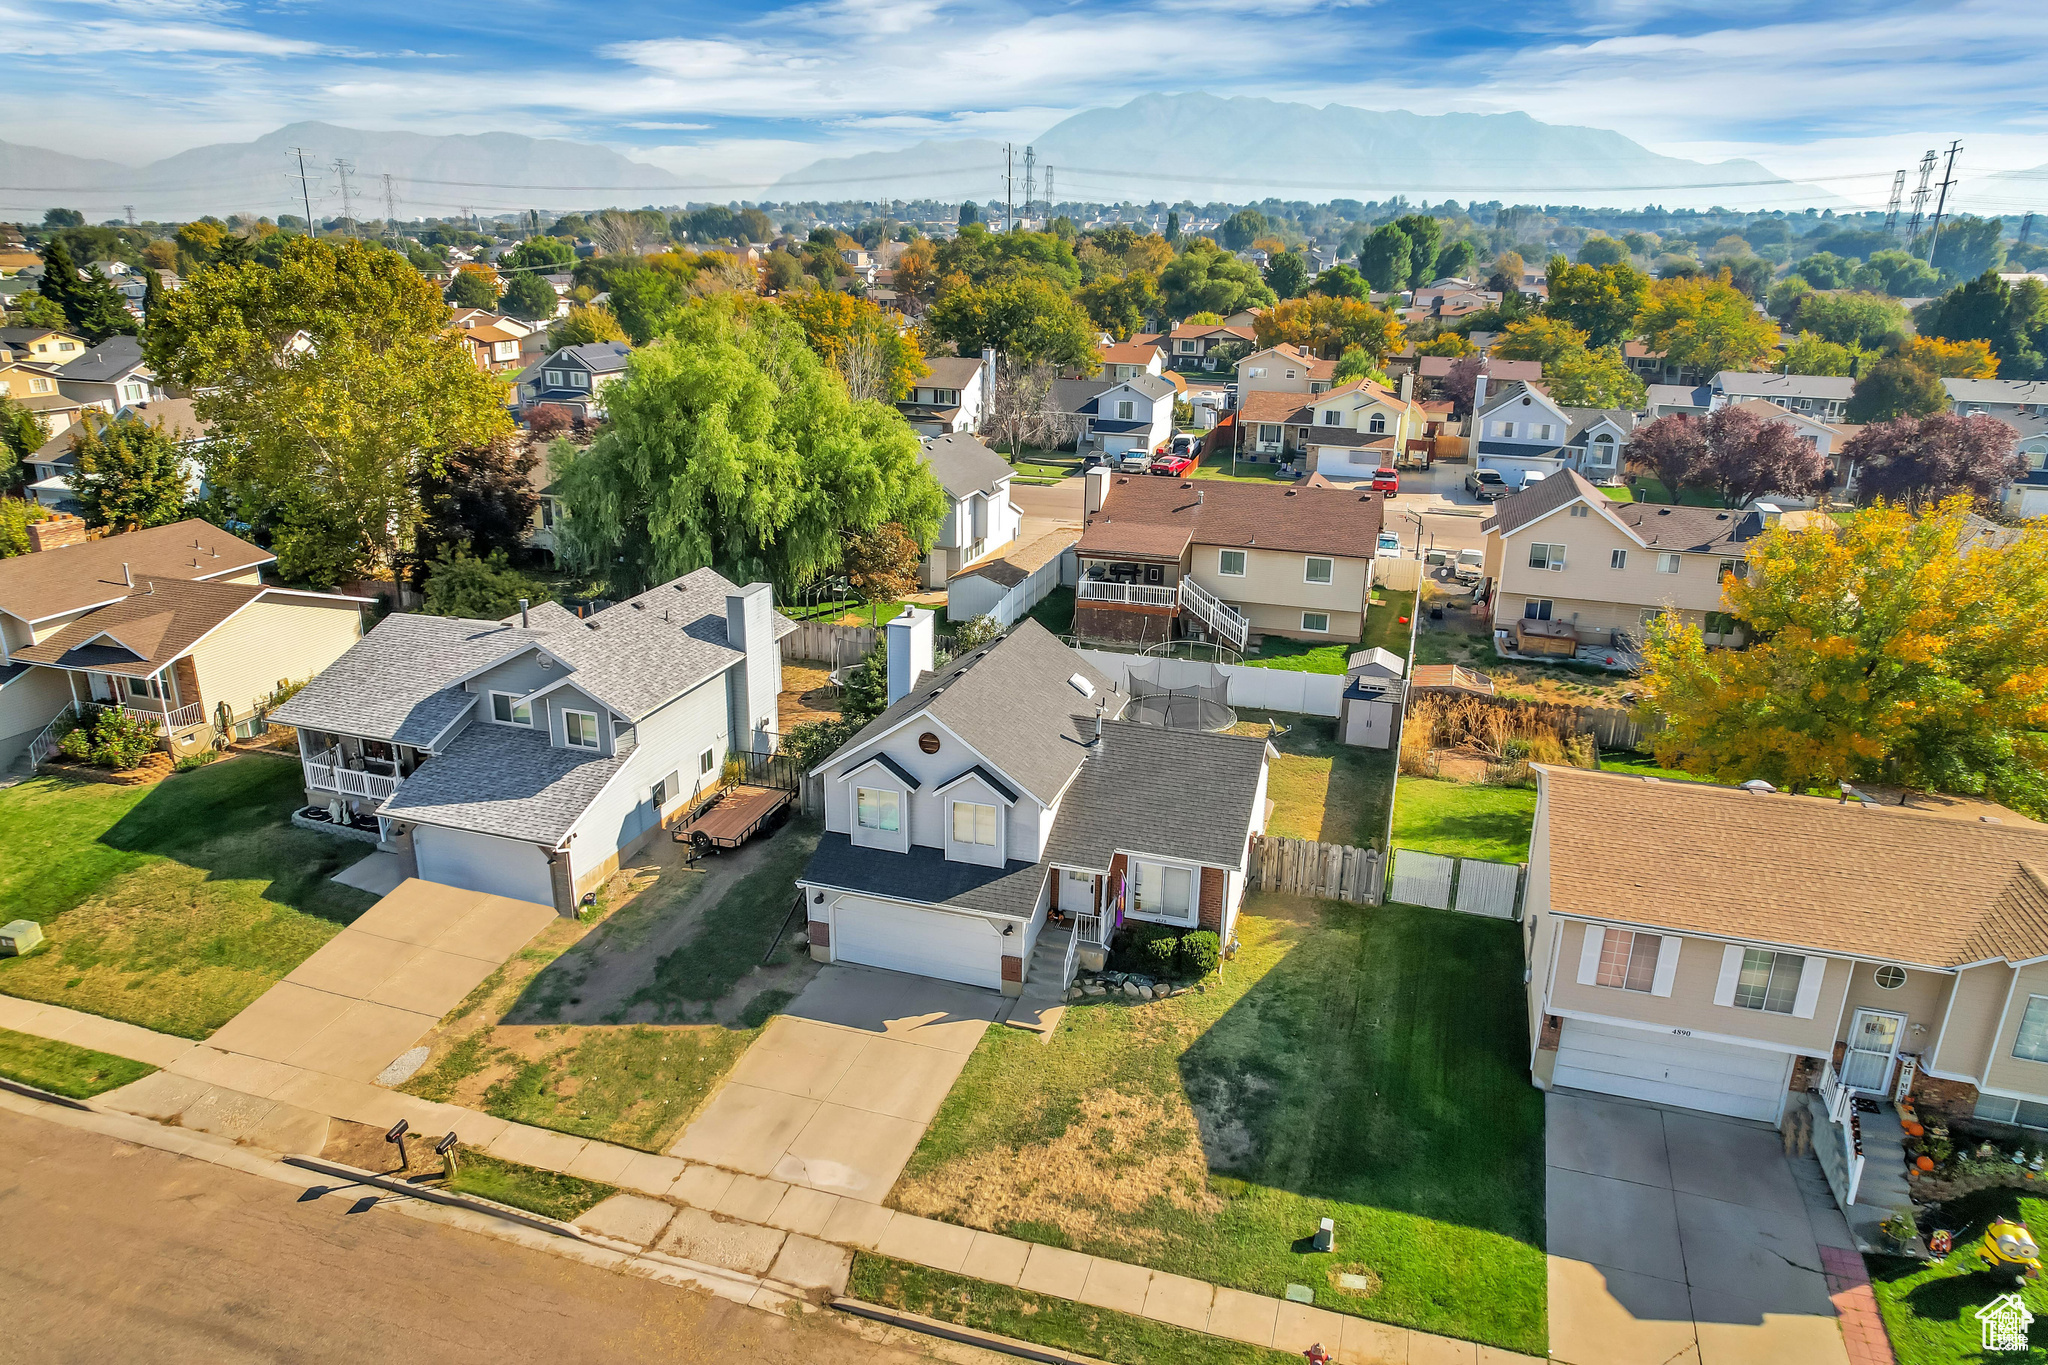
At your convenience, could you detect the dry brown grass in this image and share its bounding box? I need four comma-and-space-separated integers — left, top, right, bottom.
1400, 693, 1597, 782
777, 661, 843, 730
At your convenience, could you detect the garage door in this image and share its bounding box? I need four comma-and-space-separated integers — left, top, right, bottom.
831, 895, 1002, 990
1553, 1019, 1793, 1122
414, 825, 556, 908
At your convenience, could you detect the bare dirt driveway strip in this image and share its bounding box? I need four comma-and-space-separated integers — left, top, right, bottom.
670, 965, 1001, 1203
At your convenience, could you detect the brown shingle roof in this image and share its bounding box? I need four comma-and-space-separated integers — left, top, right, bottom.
0, 518, 272, 625
1539, 765, 2048, 967
14, 577, 268, 674
1235, 390, 1313, 425
1080, 476, 1383, 560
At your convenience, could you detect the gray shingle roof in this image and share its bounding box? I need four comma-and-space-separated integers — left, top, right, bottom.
554, 568, 795, 720
1944, 378, 2048, 406
1712, 371, 1852, 400
379, 723, 629, 845
799, 832, 1049, 919
825, 620, 1122, 806
1646, 384, 1711, 410
55, 335, 145, 382
1042, 720, 1268, 871
270, 613, 540, 747
922, 433, 1012, 500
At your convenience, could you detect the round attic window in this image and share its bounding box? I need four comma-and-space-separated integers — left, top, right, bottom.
918, 732, 941, 754
1874, 965, 1906, 990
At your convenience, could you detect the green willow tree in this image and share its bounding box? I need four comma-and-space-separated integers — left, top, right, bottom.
552, 294, 944, 597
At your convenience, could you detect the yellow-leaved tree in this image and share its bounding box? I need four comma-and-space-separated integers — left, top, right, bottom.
1635, 498, 2048, 814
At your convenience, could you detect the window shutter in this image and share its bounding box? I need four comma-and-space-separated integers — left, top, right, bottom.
1652, 937, 1682, 997
1792, 956, 1825, 1019
1713, 944, 1744, 1006
1576, 925, 1605, 985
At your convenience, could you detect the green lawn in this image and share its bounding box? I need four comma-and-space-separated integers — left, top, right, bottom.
1593, 484, 1633, 502
444, 1149, 616, 1222
625, 824, 816, 1017
1625, 477, 1728, 508
1025, 585, 1075, 637
850, 1256, 1302, 1365
891, 898, 1547, 1355
0, 757, 378, 1038
1241, 586, 1416, 675
1391, 778, 1537, 862
1189, 450, 1294, 483
1234, 712, 1393, 850
1869, 1190, 2048, 1364
1598, 754, 1706, 783
0, 1025, 155, 1098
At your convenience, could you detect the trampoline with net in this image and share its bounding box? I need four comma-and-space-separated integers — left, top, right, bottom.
1124, 660, 1236, 731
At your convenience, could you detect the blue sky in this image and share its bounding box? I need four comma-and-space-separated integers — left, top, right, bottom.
8, 0, 2048, 207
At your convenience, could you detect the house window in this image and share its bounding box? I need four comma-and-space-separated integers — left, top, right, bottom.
1656, 553, 1682, 574
1258, 424, 1281, 443
1304, 556, 1333, 584
1528, 543, 1566, 571
490, 692, 533, 726
1595, 931, 1662, 993
1368, 413, 1386, 434
1718, 558, 1747, 581
1590, 435, 1616, 467
570, 371, 589, 389
951, 801, 998, 846
57, 341, 76, 352
1537, 424, 1554, 441
1570, 504, 1590, 518
563, 709, 601, 749
30, 376, 50, 394
1732, 949, 1803, 1014
1705, 611, 1738, 636
2014, 997, 2048, 1063
127, 675, 156, 698
1322, 409, 1342, 425
1874, 965, 1907, 990
1524, 598, 1553, 621
1133, 861, 1195, 923
544, 369, 563, 387
1498, 421, 1515, 438
1301, 611, 1330, 633
699, 746, 715, 775
1179, 340, 1196, 353
1971, 1094, 2048, 1130
1610, 549, 1627, 569
855, 786, 900, 832
1117, 400, 1135, 420
1218, 549, 1246, 577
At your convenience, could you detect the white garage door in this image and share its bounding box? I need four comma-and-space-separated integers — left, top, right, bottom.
1553, 1019, 1793, 1122
414, 825, 556, 908
831, 895, 1002, 990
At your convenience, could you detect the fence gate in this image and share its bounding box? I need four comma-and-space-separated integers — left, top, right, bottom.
1389, 850, 1455, 910
1454, 859, 1522, 919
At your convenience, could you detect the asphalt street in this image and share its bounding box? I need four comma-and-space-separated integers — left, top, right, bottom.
0, 1107, 973, 1365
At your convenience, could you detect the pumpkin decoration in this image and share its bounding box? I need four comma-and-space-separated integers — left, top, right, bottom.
1904, 1122, 1925, 1137
1916, 1155, 1936, 1172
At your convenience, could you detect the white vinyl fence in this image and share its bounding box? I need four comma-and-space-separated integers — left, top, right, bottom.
1389, 850, 1455, 909
1390, 850, 1525, 918
1454, 859, 1522, 919
1072, 649, 1347, 718
948, 544, 1076, 629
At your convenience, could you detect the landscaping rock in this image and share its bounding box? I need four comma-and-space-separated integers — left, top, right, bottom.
1083, 983, 1107, 997
1122, 981, 1146, 1000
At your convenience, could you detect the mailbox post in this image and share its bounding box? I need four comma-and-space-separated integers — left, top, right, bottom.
386, 1119, 411, 1172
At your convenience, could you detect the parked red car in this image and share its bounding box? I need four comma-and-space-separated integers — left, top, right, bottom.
1149, 452, 1195, 476
1371, 467, 1400, 494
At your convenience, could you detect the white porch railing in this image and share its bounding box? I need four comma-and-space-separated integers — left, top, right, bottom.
93, 700, 207, 731
1177, 576, 1251, 651
1070, 911, 1106, 947
1815, 1061, 1867, 1206
1079, 579, 1177, 608
303, 746, 403, 802
25, 713, 69, 768
1820, 1058, 1854, 1125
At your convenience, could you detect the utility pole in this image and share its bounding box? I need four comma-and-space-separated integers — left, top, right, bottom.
1045, 167, 1055, 222
1905, 149, 1937, 250
124, 205, 136, 228
1881, 171, 1905, 237
1003, 144, 1014, 233
289, 147, 317, 234
382, 172, 399, 242
2021, 213, 2037, 248
1926, 139, 1962, 269
330, 157, 358, 237
1022, 145, 1036, 228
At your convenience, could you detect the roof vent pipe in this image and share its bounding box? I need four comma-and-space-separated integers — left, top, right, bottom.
122, 562, 132, 587
518, 598, 530, 628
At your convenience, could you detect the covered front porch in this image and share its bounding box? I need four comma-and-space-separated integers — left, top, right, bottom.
290, 727, 422, 842
26, 663, 214, 767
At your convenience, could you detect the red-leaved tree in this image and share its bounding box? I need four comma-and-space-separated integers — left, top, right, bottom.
1697, 405, 1826, 508
1845, 412, 2022, 508
1624, 413, 1708, 501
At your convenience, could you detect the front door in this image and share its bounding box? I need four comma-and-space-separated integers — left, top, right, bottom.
1841, 1009, 1906, 1093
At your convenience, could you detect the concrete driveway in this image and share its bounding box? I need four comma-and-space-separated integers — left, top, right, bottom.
669, 965, 1000, 1203
200, 879, 556, 1084
1547, 1089, 1856, 1365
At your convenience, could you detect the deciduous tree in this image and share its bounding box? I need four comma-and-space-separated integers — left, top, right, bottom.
501, 271, 559, 321
1263, 251, 1309, 301
1218, 209, 1268, 252
779, 287, 927, 402
927, 274, 1097, 370
446, 262, 502, 310
1493, 316, 1590, 366
506, 236, 575, 271
1310, 264, 1370, 300
1357, 223, 1411, 293
1695, 404, 1825, 508
421, 548, 556, 619
983, 361, 1079, 458
1637, 273, 1781, 376
1624, 413, 1708, 499
1543, 346, 1646, 409
1543, 256, 1651, 349
416, 435, 543, 564
64, 413, 191, 531
1252, 295, 1404, 361
551, 294, 944, 596
1902, 335, 1998, 378
1842, 413, 2022, 508
1157, 241, 1274, 320
843, 522, 922, 626
1847, 355, 1949, 424
1790, 290, 1906, 350
1075, 272, 1158, 341
1635, 498, 2048, 814
1780, 331, 1859, 377
548, 304, 627, 349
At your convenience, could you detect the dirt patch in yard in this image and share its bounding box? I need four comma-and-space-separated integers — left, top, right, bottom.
778, 661, 842, 730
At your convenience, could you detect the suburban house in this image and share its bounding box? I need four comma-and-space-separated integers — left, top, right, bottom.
1135, 324, 1255, 371
1233, 344, 1336, 397
897, 351, 993, 437
1996, 413, 2048, 519
448, 309, 536, 374
1469, 380, 1640, 486
0, 352, 87, 441
516, 342, 631, 420
1524, 764, 2048, 1138
1480, 469, 1764, 654
1622, 341, 1687, 386
919, 433, 1022, 589
1077, 373, 1176, 461
0, 325, 89, 365
1944, 377, 2048, 420
24, 397, 209, 510
1074, 468, 1382, 651
0, 516, 366, 767
797, 612, 1271, 995
1234, 376, 1424, 470
1096, 340, 1165, 384
1709, 371, 1851, 423
271, 568, 794, 915
52, 335, 160, 414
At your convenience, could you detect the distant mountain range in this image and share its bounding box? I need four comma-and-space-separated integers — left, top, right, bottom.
0, 98, 1872, 221
772, 94, 1851, 212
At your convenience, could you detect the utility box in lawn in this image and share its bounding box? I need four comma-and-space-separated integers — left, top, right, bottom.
0, 920, 43, 956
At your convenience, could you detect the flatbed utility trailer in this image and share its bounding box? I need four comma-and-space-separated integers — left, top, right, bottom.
673, 783, 793, 856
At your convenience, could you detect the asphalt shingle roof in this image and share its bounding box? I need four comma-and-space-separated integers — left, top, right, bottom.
54, 335, 146, 382
379, 722, 629, 845
1042, 720, 1268, 871
798, 833, 1050, 919
0, 518, 272, 625
922, 433, 1012, 500
1080, 475, 1384, 559
270, 612, 545, 748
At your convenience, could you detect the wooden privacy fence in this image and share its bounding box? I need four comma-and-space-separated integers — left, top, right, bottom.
778, 620, 958, 667
1390, 848, 1525, 918
1249, 835, 1382, 905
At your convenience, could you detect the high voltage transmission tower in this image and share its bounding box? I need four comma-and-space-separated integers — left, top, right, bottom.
1925, 139, 1962, 266
383, 172, 399, 241
1023, 145, 1036, 226
1904, 149, 1937, 247
1882, 170, 1906, 236
330, 157, 358, 237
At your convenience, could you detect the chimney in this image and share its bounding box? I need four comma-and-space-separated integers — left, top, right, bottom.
518, 597, 530, 628
886, 606, 936, 707
1471, 371, 1489, 422
27, 513, 87, 553
724, 584, 780, 757
1399, 371, 1414, 404
1083, 464, 1112, 517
